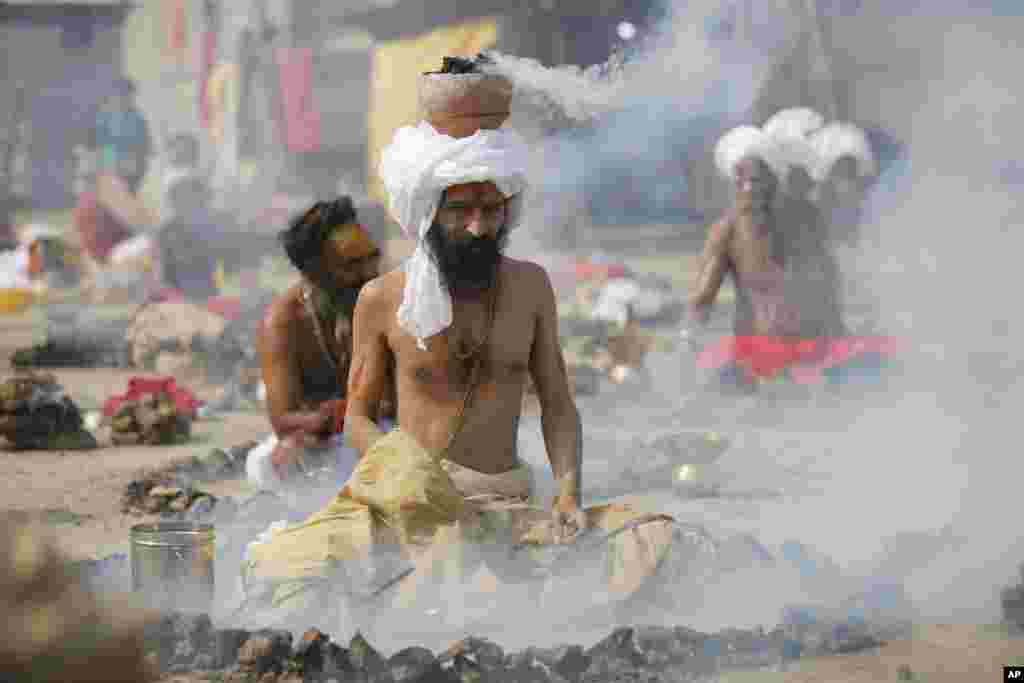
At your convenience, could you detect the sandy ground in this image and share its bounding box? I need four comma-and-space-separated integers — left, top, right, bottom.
0, 363, 267, 560
2, 306, 1022, 679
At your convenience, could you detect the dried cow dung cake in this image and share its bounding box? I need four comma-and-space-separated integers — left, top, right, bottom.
0, 373, 96, 450
109, 391, 191, 446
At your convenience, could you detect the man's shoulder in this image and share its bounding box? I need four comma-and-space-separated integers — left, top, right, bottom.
500, 256, 550, 286
357, 269, 404, 312
260, 284, 303, 333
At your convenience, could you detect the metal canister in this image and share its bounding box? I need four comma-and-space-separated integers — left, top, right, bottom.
130, 522, 215, 613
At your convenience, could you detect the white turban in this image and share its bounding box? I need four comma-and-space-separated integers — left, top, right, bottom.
809, 122, 876, 181
714, 125, 788, 182
762, 108, 825, 178
379, 121, 529, 349
762, 107, 825, 141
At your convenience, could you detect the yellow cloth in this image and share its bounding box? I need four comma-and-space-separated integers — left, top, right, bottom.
241, 428, 679, 611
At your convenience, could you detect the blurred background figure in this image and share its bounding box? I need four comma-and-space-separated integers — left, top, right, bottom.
160, 131, 204, 222
93, 77, 152, 197
156, 175, 226, 302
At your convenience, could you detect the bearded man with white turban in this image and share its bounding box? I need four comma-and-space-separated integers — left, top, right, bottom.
688, 123, 853, 393
810, 121, 878, 246
239, 56, 692, 633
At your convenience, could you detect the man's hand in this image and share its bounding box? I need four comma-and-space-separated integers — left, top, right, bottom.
316, 399, 347, 436
270, 438, 307, 480
551, 495, 587, 544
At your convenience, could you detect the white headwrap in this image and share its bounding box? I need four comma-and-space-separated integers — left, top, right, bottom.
809, 122, 876, 181
714, 125, 788, 182
762, 107, 825, 141
762, 108, 825, 178
379, 121, 529, 349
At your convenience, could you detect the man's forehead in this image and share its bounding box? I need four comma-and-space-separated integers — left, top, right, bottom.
329, 222, 378, 261
443, 181, 503, 201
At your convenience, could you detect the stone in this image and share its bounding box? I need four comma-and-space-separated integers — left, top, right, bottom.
321, 642, 354, 678
528, 645, 589, 683
239, 632, 292, 675
214, 628, 252, 669
1004, 585, 1024, 628
388, 646, 446, 683
504, 651, 552, 683
584, 627, 644, 677
444, 637, 504, 673
294, 628, 330, 676
348, 632, 386, 674
444, 654, 485, 683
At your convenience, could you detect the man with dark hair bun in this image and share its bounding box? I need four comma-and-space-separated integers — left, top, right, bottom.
247, 197, 394, 491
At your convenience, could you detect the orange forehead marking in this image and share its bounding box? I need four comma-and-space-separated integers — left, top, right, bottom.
330, 222, 378, 261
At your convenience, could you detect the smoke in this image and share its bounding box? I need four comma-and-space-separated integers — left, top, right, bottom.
481, 0, 1024, 637
48, 0, 1024, 655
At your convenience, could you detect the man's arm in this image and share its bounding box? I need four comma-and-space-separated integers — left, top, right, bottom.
256, 299, 330, 438
528, 265, 583, 509
344, 278, 393, 456
688, 217, 732, 326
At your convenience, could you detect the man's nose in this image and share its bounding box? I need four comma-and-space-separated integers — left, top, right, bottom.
465, 209, 488, 237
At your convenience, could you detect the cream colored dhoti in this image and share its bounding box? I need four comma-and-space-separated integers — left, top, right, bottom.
240, 429, 689, 620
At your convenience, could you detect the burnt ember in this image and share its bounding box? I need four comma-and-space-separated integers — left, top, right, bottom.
142, 613, 894, 682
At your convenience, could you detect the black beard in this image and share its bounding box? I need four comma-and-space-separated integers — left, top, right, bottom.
311, 271, 363, 318
426, 222, 507, 296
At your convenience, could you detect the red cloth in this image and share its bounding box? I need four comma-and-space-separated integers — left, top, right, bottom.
697, 335, 909, 385
198, 31, 218, 129
274, 47, 321, 153
574, 259, 629, 282
102, 376, 203, 418
73, 191, 134, 263
168, 0, 187, 55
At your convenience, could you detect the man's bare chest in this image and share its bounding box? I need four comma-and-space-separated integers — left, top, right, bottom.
395, 310, 534, 398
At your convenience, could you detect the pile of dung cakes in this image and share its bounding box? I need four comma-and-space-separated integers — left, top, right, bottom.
0, 513, 155, 683
1002, 562, 1024, 630
108, 391, 191, 446
0, 372, 97, 450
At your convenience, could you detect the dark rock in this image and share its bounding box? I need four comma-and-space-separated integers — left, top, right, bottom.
830, 623, 883, 655
294, 628, 330, 676
349, 632, 387, 674
389, 646, 448, 683
443, 654, 488, 683
192, 652, 217, 671
240, 630, 293, 674
443, 637, 505, 673
504, 651, 553, 683
144, 611, 213, 672
583, 627, 644, 677
1003, 584, 1024, 627
530, 644, 589, 682
633, 625, 687, 669
215, 628, 252, 669
711, 627, 780, 671
321, 642, 354, 679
